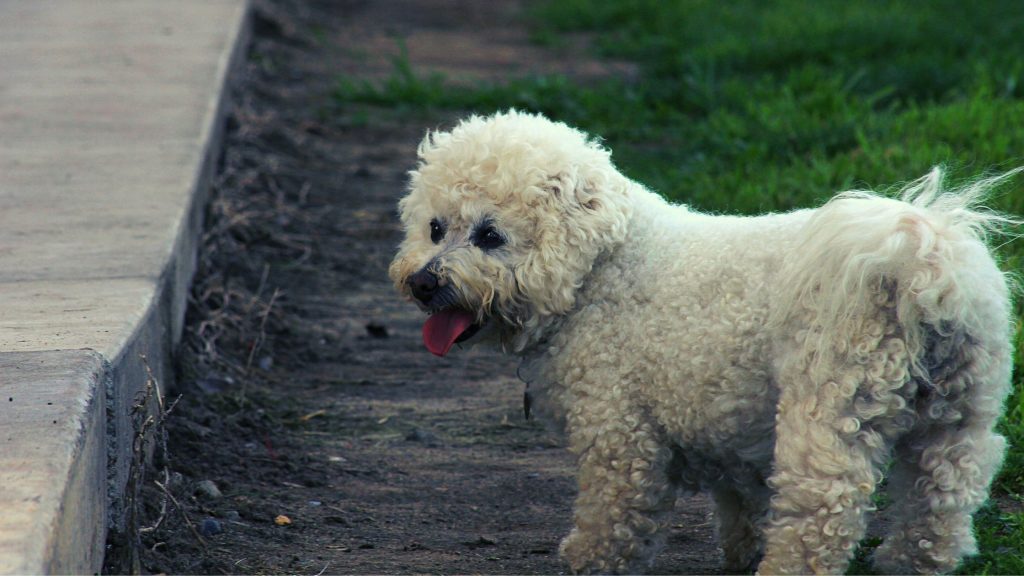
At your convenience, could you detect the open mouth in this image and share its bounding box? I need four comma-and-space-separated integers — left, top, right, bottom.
422, 308, 482, 357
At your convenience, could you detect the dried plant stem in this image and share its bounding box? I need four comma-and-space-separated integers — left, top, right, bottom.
154, 480, 207, 548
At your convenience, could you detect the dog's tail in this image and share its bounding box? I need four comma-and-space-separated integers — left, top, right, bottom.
771, 166, 1021, 380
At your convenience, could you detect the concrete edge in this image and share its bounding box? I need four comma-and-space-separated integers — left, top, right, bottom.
0, 350, 107, 575
0, 3, 253, 573
103, 0, 255, 564
165, 0, 255, 350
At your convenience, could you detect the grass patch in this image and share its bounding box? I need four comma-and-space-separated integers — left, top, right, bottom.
333, 0, 1024, 572
958, 500, 1024, 574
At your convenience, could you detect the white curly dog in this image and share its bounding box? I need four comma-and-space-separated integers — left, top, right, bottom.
389, 110, 1018, 574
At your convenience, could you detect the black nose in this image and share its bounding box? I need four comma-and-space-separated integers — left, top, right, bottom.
408, 269, 438, 304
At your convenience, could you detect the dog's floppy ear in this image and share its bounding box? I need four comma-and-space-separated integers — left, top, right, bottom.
547, 165, 633, 247
513, 166, 633, 325
544, 170, 607, 215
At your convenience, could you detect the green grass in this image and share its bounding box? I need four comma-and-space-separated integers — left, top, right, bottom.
333, 0, 1024, 572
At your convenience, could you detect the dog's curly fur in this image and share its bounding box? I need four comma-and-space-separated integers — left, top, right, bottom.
389, 110, 1019, 574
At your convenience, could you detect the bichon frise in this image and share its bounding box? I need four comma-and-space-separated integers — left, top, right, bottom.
389, 110, 1018, 574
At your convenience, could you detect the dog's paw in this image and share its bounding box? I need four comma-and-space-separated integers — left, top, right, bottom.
559, 528, 640, 575
560, 529, 611, 574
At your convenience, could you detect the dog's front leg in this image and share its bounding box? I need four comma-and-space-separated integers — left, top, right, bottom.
559, 416, 676, 574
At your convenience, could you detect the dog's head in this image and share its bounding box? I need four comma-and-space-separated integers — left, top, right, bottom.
389, 110, 633, 356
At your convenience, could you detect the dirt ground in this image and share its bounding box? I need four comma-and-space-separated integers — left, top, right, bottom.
104, 1, 723, 574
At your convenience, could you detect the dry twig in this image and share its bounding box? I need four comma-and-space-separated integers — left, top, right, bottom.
154, 479, 208, 548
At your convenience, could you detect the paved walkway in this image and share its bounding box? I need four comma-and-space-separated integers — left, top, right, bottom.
0, 2, 249, 572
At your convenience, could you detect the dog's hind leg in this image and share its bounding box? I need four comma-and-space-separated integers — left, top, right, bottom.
758, 312, 914, 575
756, 395, 887, 573
873, 329, 1013, 574
873, 427, 1005, 574
559, 416, 677, 574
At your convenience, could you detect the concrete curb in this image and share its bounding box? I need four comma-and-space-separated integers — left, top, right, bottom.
0, 2, 251, 572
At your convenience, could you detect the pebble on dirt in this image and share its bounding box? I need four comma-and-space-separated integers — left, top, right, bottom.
405, 428, 440, 445
182, 420, 213, 439
200, 518, 223, 537
194, 479, 223, 499
275, 514, 292, 526
365, 322, 389, 338
464, 536, 498, 548
194, 376, 234, 395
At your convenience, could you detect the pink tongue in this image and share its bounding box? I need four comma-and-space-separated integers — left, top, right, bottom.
422, 309, 476, 357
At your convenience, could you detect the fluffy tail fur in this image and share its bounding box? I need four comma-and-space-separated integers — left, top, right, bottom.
773, 166, 1022, 380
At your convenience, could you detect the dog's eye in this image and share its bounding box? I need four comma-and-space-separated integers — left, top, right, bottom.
429, 219, 445, 244
473, 226, 505, 250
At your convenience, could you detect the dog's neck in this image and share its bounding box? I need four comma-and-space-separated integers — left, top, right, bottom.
510, 235, 624, 359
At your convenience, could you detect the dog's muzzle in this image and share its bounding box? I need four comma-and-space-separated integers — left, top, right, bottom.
405, 267, 483, 357
408, 269, 439, 305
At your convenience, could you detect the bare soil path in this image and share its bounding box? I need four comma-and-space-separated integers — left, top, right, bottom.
114, 1, 721, 573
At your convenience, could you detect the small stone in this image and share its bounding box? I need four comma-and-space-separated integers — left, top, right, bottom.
182, 420, 212, 439
195, 479, 223, 500
464, 535, 497, 548
258, 356, 274, 371
476, 536, 497, 546
308, 500, 322, 507
405, 428, 439, 445
199, 517, 223, 537
275, 514, 292, 526
365, 322, 388, 338
224, 510, 241, 521
194, 376, 233, 395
